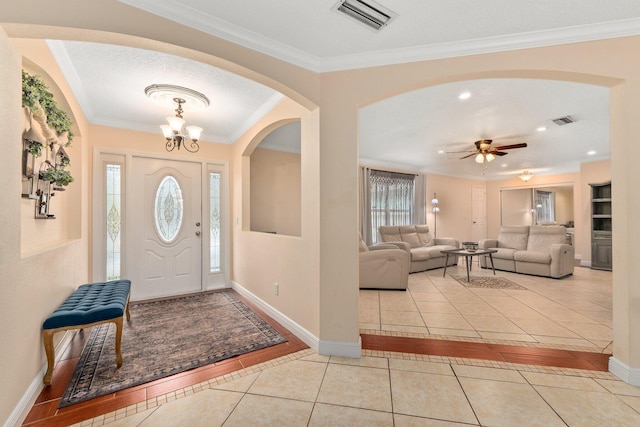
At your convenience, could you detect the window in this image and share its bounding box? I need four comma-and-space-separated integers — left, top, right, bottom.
370, 170, 415, 243
535, 190, 555, 224
154, 176, 184, 243
209, 172, 221, 272
106, 164, 121, 280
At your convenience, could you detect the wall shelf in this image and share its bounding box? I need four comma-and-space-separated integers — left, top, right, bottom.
590, 181, 612, 271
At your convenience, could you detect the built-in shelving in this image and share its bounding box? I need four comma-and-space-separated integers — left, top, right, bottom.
590, 181, 612, 271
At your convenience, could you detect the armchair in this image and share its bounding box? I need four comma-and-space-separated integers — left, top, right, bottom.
359, 235, 410, 290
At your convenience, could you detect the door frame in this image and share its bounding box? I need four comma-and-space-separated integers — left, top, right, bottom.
92, 148, 230, 294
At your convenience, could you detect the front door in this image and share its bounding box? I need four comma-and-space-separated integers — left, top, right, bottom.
471, 185, 487, 242
130, 156, 202, 300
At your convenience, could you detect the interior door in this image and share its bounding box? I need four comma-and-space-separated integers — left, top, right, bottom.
130, 156, 202, 300
471, 185, 487, 242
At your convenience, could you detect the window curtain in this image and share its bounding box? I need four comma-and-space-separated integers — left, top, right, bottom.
360, 167, 425, 245
535, 190, 556, 223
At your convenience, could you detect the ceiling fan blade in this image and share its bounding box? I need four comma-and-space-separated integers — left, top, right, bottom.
493, 151, 508, 156
494, 143, 527, 150
459, 153, 476, 159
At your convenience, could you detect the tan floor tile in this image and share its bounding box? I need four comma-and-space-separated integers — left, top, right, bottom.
478, 331, 538, 342
309, 403, 393, 426
389, 358, 454, 375
428, 328, 481, 338
561, 321, 613, 341
224, 394, 314, 427
509, 317, 581, 338
452, 302, 502, 316
394, 413, 473, 426
463, 315, 526, 333
317, 363, 392, 412
521, 371, 607, 391
359, 307, 381, 323
530, 334, 598, 349
459, 377, 565, 427
420, 312, 473, 330
139, 389, 242, 427
213, 372, 260, 393
594, 378, 640, 397
617, 395, 640, 413
247, 360, 326, 401
330, 355, 389, 369
452, 365, 526, 383
360, 321, 381, 330
535, 307, 598, 323
380, 300, 418, 312
106, 408, 158, 427
381, 324, 429, 334
381, 310, 425, 326
390, 370, 477, 424
414, 301, 458, 313
535, 386, 640, 427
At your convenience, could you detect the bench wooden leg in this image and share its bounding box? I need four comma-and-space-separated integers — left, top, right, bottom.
43, 330, 55, 385
114, 317, 124, 368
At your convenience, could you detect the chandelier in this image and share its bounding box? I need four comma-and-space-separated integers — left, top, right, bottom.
145, 84, 209, 153
519, 170, 534, 182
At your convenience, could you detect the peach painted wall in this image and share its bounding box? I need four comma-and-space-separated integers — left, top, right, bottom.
0, 36, 91, 423
426, 173, 486, 242
250, 148, 301, 236
3, 4, 640, 423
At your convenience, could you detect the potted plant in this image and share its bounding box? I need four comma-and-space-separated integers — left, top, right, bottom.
40, 168, 74, 187
22, 70, 74, 146
26, 139, 44, 157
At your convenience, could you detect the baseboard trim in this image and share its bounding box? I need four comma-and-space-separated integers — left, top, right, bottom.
230, 281, 320, 352
608, 357, 640, 386
580, 260, 592, 267
5, 330, 75, 427
318, 336, 362, 358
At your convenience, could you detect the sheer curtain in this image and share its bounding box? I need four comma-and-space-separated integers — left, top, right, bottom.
360, 168, 419, 244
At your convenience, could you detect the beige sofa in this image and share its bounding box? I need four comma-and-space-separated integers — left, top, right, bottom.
359, 236, 410, 290
378, 225, 459, 273
478, 225, 574, 278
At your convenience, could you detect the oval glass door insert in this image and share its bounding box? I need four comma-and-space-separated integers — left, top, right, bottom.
154, 175, 184, 242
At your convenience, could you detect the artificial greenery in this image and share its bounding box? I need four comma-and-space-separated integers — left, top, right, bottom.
22, 70, 74, 146
26, 140, 44, 157
40, 168, 74, 187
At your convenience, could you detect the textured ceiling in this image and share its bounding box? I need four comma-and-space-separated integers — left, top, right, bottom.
46, 1, 622, 179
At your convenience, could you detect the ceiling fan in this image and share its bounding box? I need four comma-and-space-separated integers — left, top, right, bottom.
456, 139, 528, 163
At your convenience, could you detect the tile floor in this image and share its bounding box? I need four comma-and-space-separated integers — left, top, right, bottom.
60, 265, 637, 426
75, 349, 640, 426
360, 264, 613, 353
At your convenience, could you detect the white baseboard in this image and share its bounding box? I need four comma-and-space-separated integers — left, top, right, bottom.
608, 357, 640, 386
580, 260, 592, 267
4, 330, 76, 427
318, 336, 362, 358
230, 281, 361, 357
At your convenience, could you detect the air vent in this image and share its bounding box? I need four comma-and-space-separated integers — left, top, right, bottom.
552, 116, 576, 126
333, 0, 397, 31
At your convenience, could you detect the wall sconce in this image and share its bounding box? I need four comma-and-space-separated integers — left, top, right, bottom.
431, 193, 440, 237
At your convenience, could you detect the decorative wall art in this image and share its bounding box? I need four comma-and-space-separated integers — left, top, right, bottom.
21, 70, 74, 219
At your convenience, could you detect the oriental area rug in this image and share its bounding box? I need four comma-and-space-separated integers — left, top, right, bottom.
451, 275, 527, 290
60, 290, 287, 407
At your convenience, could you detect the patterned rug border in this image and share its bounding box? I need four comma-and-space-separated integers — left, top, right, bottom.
450, 274, 527, 290
60, 290, 287, 407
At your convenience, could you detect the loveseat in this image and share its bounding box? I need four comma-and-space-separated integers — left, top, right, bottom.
478, 225, 574, 278
359, 235, 410, 290
378, 225, 459, 273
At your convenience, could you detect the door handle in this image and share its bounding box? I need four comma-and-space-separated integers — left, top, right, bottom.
195, 231, 201, 236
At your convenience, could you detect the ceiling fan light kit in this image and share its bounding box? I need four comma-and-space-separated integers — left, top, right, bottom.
457, 139, 528, 166
145, 84, 209, 153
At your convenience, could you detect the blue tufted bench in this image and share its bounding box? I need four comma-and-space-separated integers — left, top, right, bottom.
42, 279, 131, 385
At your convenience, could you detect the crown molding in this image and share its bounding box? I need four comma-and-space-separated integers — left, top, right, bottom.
119, 1, 640, 72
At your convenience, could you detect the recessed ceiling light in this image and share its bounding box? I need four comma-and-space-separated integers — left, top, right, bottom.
501, 164, 508, 167
587, 150, 596, 155
438, 150, 444, 154
537, 126, 547, 132
458, 91, 471, 100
